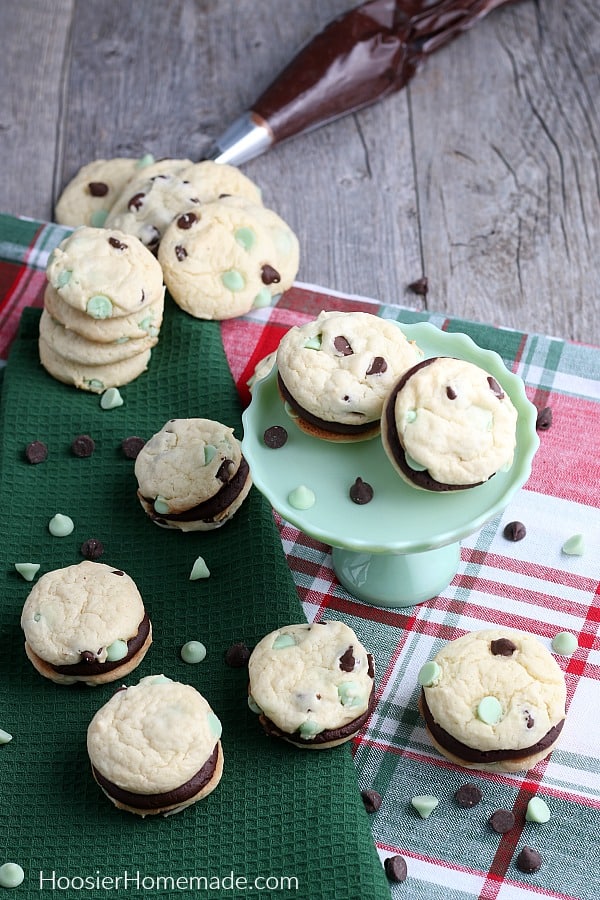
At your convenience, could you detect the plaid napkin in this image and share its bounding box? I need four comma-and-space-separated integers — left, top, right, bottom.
2, 215, 600, 900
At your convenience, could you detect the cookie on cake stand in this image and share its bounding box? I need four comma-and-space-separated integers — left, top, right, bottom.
241, 322, 539, 608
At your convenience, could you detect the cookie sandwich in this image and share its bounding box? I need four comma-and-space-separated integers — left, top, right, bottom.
20, 561, 152, 686
418, 629, 567, 773
247, 621, 376, 749
134, 417, 252, 531
381, 356, 518, 490
87, 675, 223, 816
275, 310, 422, 441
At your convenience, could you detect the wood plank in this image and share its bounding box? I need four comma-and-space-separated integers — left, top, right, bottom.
0, 0, 74, 220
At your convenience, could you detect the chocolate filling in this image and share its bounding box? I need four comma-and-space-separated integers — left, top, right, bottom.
261, 658, 376, 745
384, 358, 484, 491
92, 744, 219, 810
277, 373, 375, 435
143, 457, 250, 523
50, 614, 151, 676
420, 691, 564, 764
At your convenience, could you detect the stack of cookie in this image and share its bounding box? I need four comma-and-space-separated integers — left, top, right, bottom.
39, 226, 165, 393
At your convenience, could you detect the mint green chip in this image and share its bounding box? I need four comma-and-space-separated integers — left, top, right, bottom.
0, 863, 24, 888
562, 533, 585, 556
90, 210, 108, 227
411, 795, 439, 818
405, 452, 427, 472
154, 496, 170, 515
189, 556, 210, 580
552, 631, 578, 655
405, 409, 417, 424
477, 696, 503, 725
86, 294, 113, 319
0, 729, 13, 745
221, 269, 245, 291
56, 269, 72, 288
181, 641, 207, 664
288, 485, 316, 510
207, 711, 222, 739
252, 286, 272, 308
338, 682, 361, 707
14, 563, 40, 582
299, 719, 322, 739
526, 797, 551, 823
234, 227, 257, 251
48, 513, 74, 537
106, 640, 128, 662
136, 152, 155, 168
272, 634, 296, 650
417, 661, 441, 687
303, 336, 322, 350
100, 387, 123, 409
204, 444, 217, 465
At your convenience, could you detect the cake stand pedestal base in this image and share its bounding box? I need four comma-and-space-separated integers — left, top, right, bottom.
332, 542, 461, 608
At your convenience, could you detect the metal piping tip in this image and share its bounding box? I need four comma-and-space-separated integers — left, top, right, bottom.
203, 112, 273, 166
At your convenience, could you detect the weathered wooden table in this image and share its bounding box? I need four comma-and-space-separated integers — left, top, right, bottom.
1, 0, 598, 344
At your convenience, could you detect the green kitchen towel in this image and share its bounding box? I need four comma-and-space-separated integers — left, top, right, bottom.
0, 304, 390, 899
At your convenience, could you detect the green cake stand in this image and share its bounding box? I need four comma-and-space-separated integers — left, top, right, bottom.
241, 322, 539, 608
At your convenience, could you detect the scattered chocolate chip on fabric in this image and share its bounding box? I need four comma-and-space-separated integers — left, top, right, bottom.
263, 425, 288, 449
349, 477, 374, 505
71, 434, 96, 457
490, 638, 517, 657
536, 406, 553, 431
489, 809, 516, 834
384, 855, 408, 883
503, 521, 526, 542
25, 440, 48, 464
80, 538, 104, 560
454, 783, 483, 808
408, 276, 428, 296
121, 436, 146, 459
224, 642, 252, 668
516, 846, 543, 873
361, 789, 382, 814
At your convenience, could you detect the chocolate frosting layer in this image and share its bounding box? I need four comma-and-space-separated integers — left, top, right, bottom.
261, 656, 376, 745
383, 357, 484, 491
277, 372, 375, 435
50, 613, 151, 676
421, 690, 564, 763
92, 744, 219, 810
144, 456, 250, 523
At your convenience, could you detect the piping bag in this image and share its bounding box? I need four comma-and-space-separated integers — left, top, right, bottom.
205, 0, 523, 165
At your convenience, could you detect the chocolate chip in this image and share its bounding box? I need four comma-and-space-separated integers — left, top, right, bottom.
446, 386, 457, 400
361, 789, 382, 814
70, 434, 95, 458
25, 440, 48, 464
516, 846, 542, 873
454, 784, 483, 808
263, 425, 288, 449
536, 406, 553, 431
384, 855, 407, 883
490, 638, 517, 656
261, 264, 281, 285
145, 227, 161, 252
349, 477, 374, 505
503, 521, 526, 542
224, 642, 251, 668
108, 236, 128, 251
80, 651, 97, 664
339, 646, 356, 672
121, 436, 146, 459
524, 710, 535, 729
216, 459, 234, 482
176, 212, 197, 229
333, 335, 353, 356
408, 276, 428, 296
88, 181, 109, 197
175, 244, 187, 261
366, 356, 387, 375
487, 376, 505, 400
367, 654, 375, 679
111, 570, 124, 576
80, 538, 104, 560
127, 192, 145, 211
489, 809, 515, 834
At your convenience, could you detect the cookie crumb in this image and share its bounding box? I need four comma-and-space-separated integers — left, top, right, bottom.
71, 434, 95, 457
25, 440, 48, 464
224, 642, 251, 668
516, 846, 542, 873
536, 406, 553, 431
384, 854, 408, 883
361, 789, 382, 813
